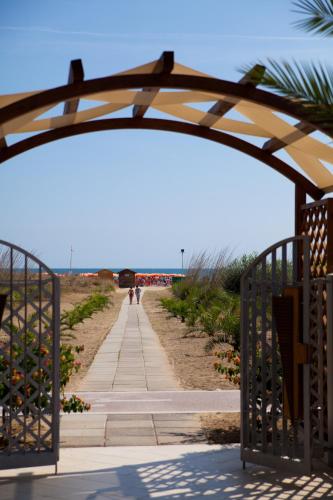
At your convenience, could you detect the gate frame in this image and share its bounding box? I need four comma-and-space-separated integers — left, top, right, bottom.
0, 240, 60, 470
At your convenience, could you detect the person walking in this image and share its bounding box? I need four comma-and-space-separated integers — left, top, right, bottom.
128, 287, 134, 305
135, 285, 141, 304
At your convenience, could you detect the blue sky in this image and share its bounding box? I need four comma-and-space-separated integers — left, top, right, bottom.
1, 0, 332, 268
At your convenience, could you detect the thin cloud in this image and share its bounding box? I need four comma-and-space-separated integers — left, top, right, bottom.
0, 25, 322, 42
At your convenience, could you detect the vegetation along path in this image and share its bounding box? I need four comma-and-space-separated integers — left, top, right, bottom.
61, 291, 239, 446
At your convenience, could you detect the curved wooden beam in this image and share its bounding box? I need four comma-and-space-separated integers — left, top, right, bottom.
0, 74, 331, 141
0, 117, 323, 200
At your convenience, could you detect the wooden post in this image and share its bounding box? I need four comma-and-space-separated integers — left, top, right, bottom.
327, 199, 333, 274
295, 184, 306, 237
63, 59, 84, 115
295, 185, 306, 281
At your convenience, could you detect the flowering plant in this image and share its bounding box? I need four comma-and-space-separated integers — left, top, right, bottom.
0, 322, 90, 414
214, 349, 240, 385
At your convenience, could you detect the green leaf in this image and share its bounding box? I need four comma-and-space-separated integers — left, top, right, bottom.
293, 0, 333, 36
242, 59, 333, 127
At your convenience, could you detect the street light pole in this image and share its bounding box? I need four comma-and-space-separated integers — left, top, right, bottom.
181, 249, 184, 271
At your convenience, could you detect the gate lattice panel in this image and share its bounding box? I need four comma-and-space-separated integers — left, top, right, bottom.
241, 236, 312, 472
0, 240, 60, 469
301, 199, 333, 278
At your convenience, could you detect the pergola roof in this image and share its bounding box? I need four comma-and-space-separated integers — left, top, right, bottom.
1, 52, 333, 199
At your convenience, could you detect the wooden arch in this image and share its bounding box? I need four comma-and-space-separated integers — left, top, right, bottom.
1, 51, 333, 206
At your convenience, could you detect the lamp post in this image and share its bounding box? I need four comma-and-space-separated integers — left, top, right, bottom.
181, 249, 184, 271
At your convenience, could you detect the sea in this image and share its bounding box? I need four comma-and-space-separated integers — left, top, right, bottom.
52, 268, 186, 275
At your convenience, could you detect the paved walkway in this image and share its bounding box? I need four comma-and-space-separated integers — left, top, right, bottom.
1, 445, 333, 499
61, 292, 239, 447
78, 293, 178, 392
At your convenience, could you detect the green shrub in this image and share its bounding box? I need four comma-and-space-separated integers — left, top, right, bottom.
222, 254, 257, 294
61, 293, 109, 331
159, 251, 248, 349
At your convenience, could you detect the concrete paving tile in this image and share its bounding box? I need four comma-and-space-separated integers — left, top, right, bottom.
60, 415, 106, 428
115, 367, 145, 372
112, 386, 147, 392
107, 414, 153, 421
153, 423, 201, 431
155, 426, 202, 433
105, 436, 156, 446
147, 385, 178, 391
114, 376, 146, 381
117, 362, 145, 366
153, 414, 199, 421
79, 384, 113, 391
98, 347, 122, 353
61, 428, 105, 437
106, 421, 153, 429
90, 368, 119, 374
60, 436, 105, 447
112, 382, 146, 386
107, 428, 156, 437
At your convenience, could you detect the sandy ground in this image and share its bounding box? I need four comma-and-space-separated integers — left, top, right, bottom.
142, 288, 235, 391
200, 412, 240, 444
60, 282, 127, 392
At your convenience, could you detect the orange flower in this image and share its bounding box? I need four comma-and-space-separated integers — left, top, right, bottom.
234, 356, 240, 366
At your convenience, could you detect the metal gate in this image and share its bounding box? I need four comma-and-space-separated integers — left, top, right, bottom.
241, 236, 312, 472
241, 235, 333, 473
0, 240, 60, 469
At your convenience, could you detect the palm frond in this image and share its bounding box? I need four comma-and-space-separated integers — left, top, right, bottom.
293, 0, 333, 36
263, 59, 333, 104
241, 59, 333, 126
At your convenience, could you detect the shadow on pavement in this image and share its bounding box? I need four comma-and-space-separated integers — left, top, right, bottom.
1, 446, 333, 499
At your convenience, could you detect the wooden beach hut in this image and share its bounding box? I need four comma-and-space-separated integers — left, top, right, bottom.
118, 269, 136, 288
97, 269, 114, 281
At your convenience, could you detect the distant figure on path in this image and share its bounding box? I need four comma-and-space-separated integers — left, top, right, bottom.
135, 285, 141, 304
128, 287, 134, 305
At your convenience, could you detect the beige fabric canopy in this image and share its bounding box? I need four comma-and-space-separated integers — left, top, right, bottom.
1, 55, 333, 193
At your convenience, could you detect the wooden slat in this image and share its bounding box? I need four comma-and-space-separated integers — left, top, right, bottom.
63, 59, 84, 115
0, 137, 7, 149
132, 51, 174, 118
263, 121, 316, 154
199, 64, 265, 128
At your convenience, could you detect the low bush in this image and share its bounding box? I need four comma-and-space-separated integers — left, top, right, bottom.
61, 293, 109, 332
